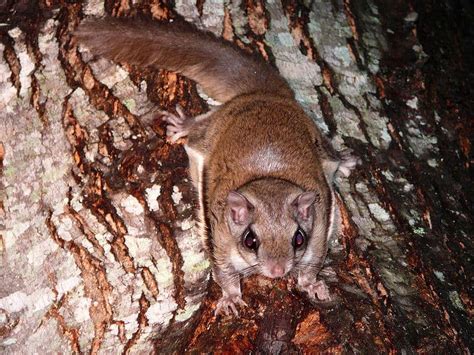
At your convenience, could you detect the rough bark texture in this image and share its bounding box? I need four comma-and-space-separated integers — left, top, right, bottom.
0, 0, 472, 353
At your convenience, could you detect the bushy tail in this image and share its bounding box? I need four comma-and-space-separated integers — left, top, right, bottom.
75, 17, 293, 102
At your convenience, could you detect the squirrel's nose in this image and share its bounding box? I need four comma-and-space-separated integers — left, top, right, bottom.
270, 264, 285, 278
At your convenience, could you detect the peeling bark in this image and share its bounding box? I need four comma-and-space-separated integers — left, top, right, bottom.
0, 0, 471, 353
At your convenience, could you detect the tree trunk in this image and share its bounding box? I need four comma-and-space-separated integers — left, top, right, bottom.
0, 0, 471, 353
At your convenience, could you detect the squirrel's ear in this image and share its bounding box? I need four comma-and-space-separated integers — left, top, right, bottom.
227, 191, 253, 225
292, 191, 317, 220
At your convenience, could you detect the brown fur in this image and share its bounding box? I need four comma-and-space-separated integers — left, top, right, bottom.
75, 18, 293, 102
194, 94, 333, 293
75, 17, 358, 315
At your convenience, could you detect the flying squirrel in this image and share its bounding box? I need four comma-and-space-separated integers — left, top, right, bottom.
75, 17, 359, 316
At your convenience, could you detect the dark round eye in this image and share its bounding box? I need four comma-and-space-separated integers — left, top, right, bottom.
242, 229, 259, 251
292, 228, 306, 249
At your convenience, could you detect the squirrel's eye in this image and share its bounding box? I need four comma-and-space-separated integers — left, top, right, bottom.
292, 228, 306, 249
243, 229, 259, 251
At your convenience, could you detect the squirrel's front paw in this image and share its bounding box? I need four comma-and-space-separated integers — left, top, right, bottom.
160, 105, 193, 143
298, 279, 332, 301
215, 293, 247, 317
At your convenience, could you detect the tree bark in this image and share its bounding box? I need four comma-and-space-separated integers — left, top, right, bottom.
0, 0, 471, 353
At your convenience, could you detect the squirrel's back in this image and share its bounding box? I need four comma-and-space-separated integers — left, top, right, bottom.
204, 93, 325, 205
